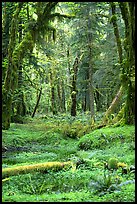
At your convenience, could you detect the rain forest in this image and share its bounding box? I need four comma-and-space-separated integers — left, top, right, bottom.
2, 2, 135, 202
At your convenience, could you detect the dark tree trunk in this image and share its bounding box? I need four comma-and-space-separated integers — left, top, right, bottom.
32, 87, 42, 118
71, 57, 79, 116
87, 16, 94, 119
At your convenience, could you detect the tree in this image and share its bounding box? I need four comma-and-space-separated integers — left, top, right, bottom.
103, 2, 135, 125
3, 2, 74, 129
2, 2, 24, 129
119, 2, 135, 124
70, 56, 79, 116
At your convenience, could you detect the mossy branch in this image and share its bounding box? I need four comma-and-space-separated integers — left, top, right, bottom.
2, 161, 72, 179
49, 13, 75, 20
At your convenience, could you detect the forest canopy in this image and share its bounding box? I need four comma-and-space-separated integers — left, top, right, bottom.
2, 2, 135, 129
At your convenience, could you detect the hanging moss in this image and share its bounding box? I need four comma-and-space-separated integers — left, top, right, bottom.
12, 32, 34, 90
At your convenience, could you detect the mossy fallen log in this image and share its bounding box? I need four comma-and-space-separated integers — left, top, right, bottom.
2, 161, 72, 179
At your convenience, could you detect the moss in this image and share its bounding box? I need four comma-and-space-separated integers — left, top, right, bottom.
108, 158, 118, 170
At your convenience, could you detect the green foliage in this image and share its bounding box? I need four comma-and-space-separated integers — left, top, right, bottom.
78, 125, 135, 150
2, 1, 135, 201
2, 118, 135, 202
108, 158, 118, 170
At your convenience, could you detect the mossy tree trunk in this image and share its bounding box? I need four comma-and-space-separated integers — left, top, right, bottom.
102, 2, 135, 125
2, 3, 15, 82
2, 3, 24, 129
110, 2, 123, 64
16, 18, 26, 118
102, 86, 123, 124
119, 2, 135, 124
71, 56, 79, 116
2, 2, 59, 129
101, 2, 124, 124
2, 161, 72, 179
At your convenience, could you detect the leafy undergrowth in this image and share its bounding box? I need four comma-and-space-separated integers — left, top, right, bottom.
2, 115, 135, 202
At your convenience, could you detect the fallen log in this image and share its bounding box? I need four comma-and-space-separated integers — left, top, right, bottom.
2, 161, 72, 179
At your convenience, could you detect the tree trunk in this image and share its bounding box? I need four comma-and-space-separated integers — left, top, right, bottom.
119, 2, 135, 124
2, 161, 72, 179
57, 79, 62, 112
32, 87, 42, 118
71, 57, 79, 116
16, 18, 26, 117
61, 80, 66, 112
2, 3, 24, 130
102, 86, 123, 123
110, 2, 123, 64
87, 17, 94, 119
101, 2, 124, 123
94, 85, 101, 112
2, 2, 58, 129
101, 2, 135, 125
49, 71, 57, 115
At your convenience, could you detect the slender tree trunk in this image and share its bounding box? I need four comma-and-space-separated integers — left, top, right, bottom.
94, 85, 101, 112
87, 17, 94, 119
61, 80, 66, 112
102, 86, 123, 123
71, 57, 79, 116
57, 79, 62, 112
32, 87, 42, 118
49, 71, 57, 115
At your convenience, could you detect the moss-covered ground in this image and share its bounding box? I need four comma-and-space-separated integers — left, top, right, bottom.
2, 114, 135, 202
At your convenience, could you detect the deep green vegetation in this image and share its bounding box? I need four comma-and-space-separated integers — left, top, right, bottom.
2, 115, 135, 202
2, 2, 135, 202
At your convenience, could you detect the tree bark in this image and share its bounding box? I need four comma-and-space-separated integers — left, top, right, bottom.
119, 2, 135, 124
110, 2, 123, 64
61, 80, 66, 112
102, 85, 123, 123
32, 87, 42, 118
16, 18, 26, 117
101, 2, 124, 124
49, 70, 57, 115
71, 57, 79, 116
101, 2, 135, 125
87, 17, 94, 119
2, 3, 24, 130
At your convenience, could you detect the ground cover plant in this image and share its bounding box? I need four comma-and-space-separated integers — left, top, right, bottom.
2, 115, 135, 202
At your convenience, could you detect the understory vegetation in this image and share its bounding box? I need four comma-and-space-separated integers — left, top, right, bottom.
2, 2, 135, 202
2, 115, 135, 202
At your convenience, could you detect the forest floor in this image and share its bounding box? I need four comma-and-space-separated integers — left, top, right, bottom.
2, 114, 135, 202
